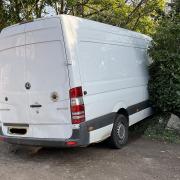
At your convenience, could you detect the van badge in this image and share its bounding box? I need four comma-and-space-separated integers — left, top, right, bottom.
25, 82, 31, 90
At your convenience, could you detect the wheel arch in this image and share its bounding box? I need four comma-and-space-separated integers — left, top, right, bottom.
117, 108, 129, 125
112, 103, 129, 124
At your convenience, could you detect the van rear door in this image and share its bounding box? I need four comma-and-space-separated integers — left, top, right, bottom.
0, 24, 29, 125
25, 18, 71, 125
0, 18, 72, 139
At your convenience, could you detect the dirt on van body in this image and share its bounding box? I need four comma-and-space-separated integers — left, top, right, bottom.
0, 137, 180, 180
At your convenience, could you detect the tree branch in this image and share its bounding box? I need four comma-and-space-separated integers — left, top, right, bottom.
124, 0, 147, 25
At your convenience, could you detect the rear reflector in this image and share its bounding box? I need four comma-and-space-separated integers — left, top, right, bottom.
66, 141, 78, 146
70, 87, 85, 124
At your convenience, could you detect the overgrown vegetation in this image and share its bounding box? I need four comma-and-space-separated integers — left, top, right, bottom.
148, 1, 180, 116
0, 0, 165, 35
139, 0, 180, 143
130, 114, 180, 144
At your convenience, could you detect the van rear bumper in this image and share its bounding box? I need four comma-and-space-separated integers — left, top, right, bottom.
0, 123, 89, 147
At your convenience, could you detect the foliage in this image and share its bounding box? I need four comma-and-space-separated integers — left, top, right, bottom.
130, 113, 180, 144
0, 0, 49, 25
148, 2, 180, 116
0, 0, 165, 35
85, 0, 165, 35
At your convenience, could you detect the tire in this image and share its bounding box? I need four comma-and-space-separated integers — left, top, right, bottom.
109, 114, 128, 149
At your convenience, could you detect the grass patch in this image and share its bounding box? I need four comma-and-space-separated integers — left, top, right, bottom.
129, 113, 180, 144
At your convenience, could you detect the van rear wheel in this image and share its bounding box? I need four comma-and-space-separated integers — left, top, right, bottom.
109, 114, 128, 149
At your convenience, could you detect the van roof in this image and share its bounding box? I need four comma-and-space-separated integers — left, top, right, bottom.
1, 15, 151, 41
1, 16, 59, 32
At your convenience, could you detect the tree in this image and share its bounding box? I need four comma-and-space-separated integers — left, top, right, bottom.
148, 1, 180, 116
0, 0, 49, 30
0, 0, 166, 35
83, 0, 165, 35
48, 0, 165, 35
0, 0, 8, 30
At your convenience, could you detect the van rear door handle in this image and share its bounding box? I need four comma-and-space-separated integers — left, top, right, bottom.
30, 104, 42, 108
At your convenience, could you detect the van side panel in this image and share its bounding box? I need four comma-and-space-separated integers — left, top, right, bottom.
78, 42, 150, 143
61, 15, 152, 143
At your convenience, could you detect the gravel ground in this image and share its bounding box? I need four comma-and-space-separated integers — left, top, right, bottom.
0, 137, 180, 180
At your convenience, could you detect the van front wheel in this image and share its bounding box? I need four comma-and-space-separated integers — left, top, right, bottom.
109, 114, 128, 149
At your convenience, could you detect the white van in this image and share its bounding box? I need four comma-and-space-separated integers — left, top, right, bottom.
0, 15, 152, 148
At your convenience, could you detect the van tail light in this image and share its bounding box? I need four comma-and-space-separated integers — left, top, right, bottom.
69, 87, 85, 124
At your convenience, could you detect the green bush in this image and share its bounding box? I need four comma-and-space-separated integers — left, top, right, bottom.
130, 113, 180, 144
148, 10, 180, 116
